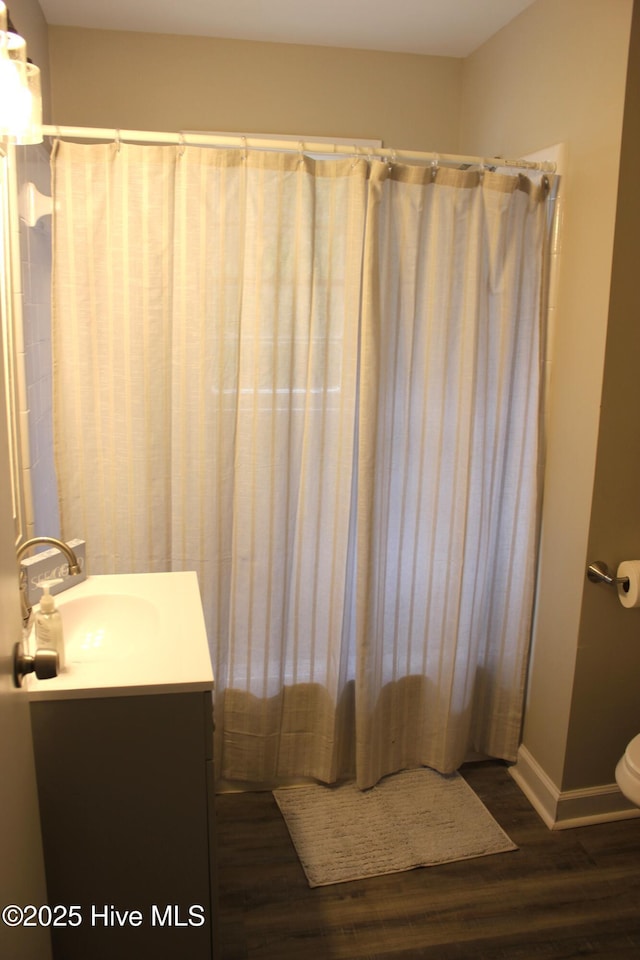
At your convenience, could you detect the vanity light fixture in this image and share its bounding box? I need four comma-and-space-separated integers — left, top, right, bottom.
0, 2, 42, 144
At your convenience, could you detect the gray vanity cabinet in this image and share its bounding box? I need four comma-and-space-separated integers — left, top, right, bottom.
29, 690, 218, 959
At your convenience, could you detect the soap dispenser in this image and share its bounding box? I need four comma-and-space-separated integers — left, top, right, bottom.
35, 579, 65, 670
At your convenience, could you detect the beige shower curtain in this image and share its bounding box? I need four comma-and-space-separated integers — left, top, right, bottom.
52, 142, 548, 788
356, 164, 547, 787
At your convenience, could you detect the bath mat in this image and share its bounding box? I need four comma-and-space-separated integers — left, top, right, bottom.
273, 767, 517, 887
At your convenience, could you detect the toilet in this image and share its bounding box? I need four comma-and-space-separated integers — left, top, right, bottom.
615, 734, 640, 807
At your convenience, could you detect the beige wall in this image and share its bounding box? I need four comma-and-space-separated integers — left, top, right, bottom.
48, 27, 462, 152
564, 0, 640, 791
460, 0, 635, 796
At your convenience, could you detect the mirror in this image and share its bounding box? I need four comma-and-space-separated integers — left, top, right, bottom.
1, 141, 58, 547
0, 144, 30, 547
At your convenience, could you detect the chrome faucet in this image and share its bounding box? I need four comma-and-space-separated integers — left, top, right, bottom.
16, 537, 81, 625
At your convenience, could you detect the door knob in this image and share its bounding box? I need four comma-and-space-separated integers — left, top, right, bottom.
13, 642, 58, 688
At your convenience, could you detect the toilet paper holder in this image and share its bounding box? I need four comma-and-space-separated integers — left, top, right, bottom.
587, 560, 630, 587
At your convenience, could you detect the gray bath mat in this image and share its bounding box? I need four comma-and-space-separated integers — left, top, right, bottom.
273, 767, 517, 887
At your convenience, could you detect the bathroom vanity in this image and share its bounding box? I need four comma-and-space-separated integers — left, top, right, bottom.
25, 572, 217, 960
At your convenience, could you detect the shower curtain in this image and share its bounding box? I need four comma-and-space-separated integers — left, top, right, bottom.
51, 142, 549, 788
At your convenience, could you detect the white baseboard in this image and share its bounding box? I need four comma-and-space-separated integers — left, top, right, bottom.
509, 744, 640, 830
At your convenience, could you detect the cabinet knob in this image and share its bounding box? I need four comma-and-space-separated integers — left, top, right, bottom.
13, 642, 58, 688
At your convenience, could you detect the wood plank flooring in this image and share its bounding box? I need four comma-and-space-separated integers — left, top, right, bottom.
215, 760, 640, 959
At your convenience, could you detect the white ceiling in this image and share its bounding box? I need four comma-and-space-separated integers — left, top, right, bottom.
37, 0, 537, 57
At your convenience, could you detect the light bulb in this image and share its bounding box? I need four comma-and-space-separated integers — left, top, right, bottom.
0, 59, 30, 133
0, 58, 42, 144
0, 13, 43, 144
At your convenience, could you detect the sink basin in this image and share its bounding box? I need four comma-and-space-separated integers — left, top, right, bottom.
60, 594, 160, 662
25, 571, 213, 701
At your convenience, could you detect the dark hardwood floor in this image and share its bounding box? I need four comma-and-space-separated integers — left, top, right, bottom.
215, 760, 640, 959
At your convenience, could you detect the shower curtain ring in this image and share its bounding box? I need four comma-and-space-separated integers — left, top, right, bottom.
114, 130, 121, 153
178, 133, 186, 158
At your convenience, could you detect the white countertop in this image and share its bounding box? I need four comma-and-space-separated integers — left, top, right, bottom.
25, 572, 214, 701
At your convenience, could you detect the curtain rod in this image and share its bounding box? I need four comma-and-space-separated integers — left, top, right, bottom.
42, 125, 556, 174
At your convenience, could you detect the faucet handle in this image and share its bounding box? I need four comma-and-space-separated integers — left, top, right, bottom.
12, 642, 59, 687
